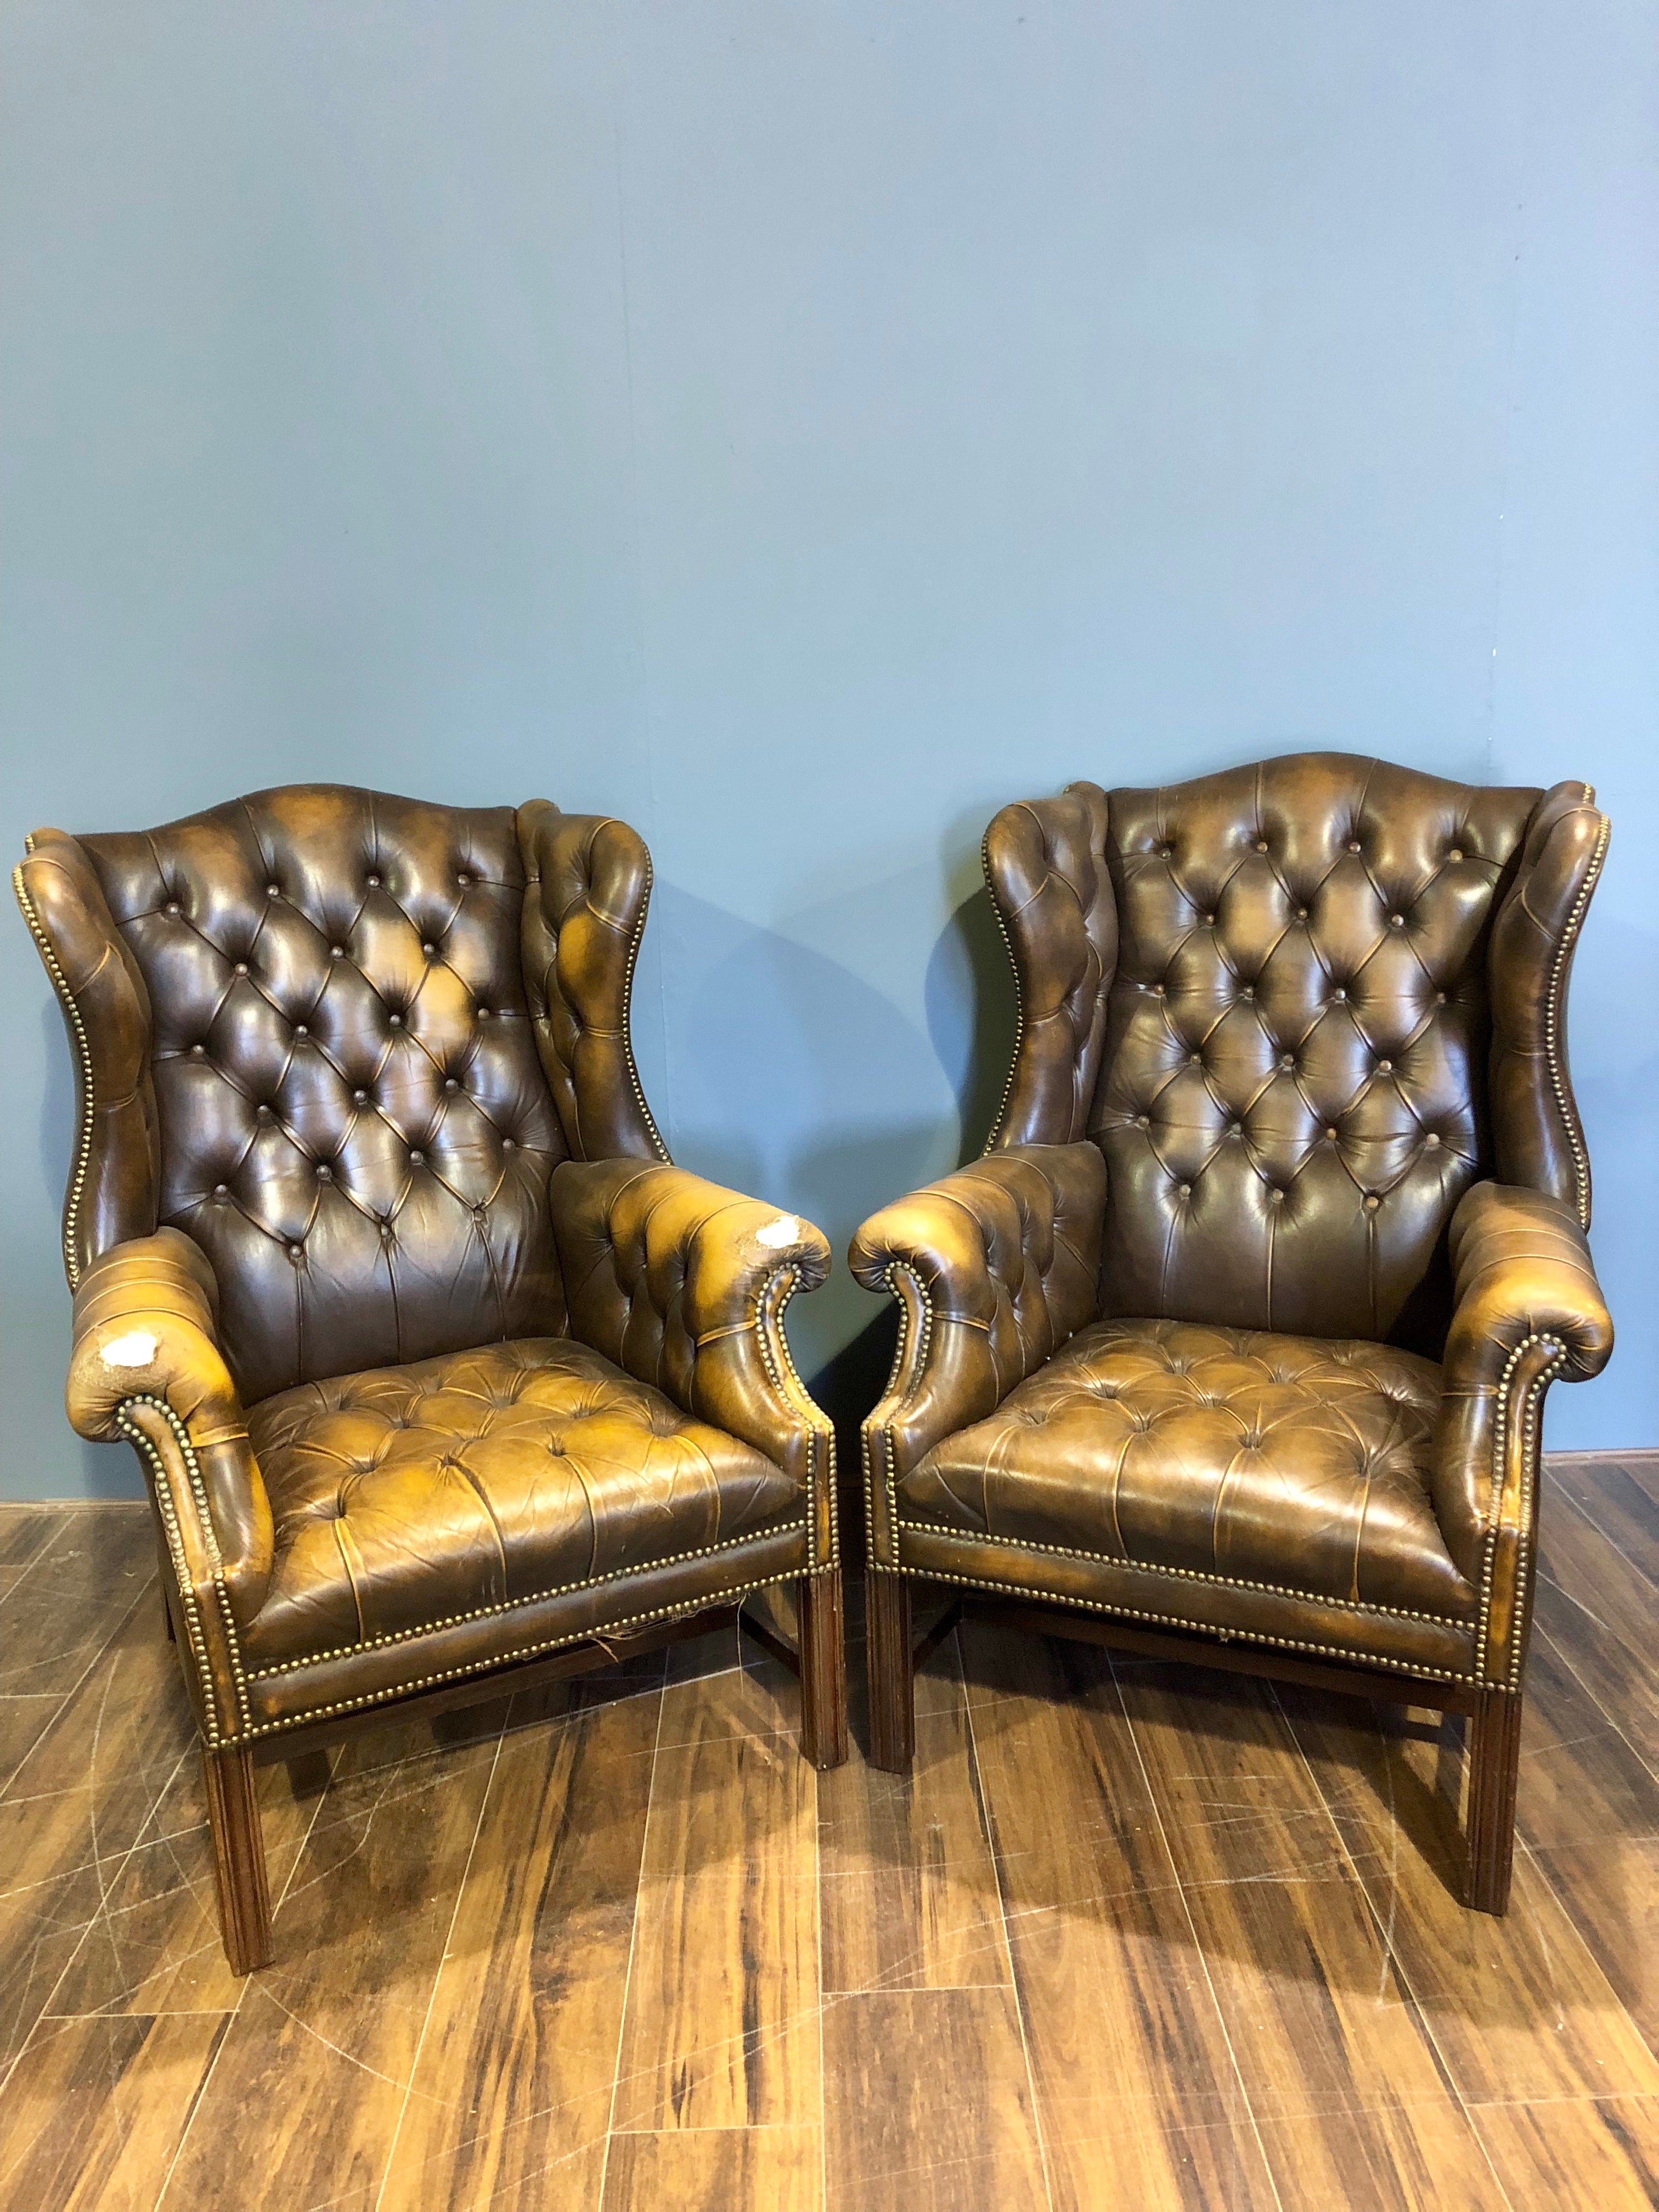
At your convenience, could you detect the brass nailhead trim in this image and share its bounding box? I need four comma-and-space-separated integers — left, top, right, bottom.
622, 845, 671, 1163
14, 864, 97, 1290
1542, 811, 1607, 1229
754, 1263, 839, 1573
246, 1516, 810, 1676
1471, 1331, 1566, 1686
893, 1519, 1475, 1627
980, 827, 1025, 1153
887, 1560, 1472, 1685
238, 1564, 806, 1741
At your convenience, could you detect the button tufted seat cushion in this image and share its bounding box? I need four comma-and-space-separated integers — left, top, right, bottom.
242, 1335, 805, 1674
897, 1316, 1471, 1622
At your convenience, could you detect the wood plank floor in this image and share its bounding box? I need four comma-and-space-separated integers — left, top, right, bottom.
0, 1460, 1653, 2211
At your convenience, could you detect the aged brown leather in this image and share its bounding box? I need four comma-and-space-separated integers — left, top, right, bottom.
854, 753, 1613, 1694
20, 785, 842, 1760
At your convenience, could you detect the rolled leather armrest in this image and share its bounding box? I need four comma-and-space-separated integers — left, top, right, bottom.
68, 1228, 275, 1735
550, 1158, 834, 1511
1431, 1182, 1613, 1664
849, 1142, 1107, 1502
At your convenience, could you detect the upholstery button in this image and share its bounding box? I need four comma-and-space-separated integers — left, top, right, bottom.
1363, 1194, 1381, 1211
1240, 985, 1254, 1001
444, 1077, 459, 1093
331, 945, 346, 960
1436, 991, 1448, 1006
1278, 1054, 1294, 1071
456, 871, 471, 887
1331, 987, 1347, 1002
1389, 913, 1405, 927
353, 1088, 368, 1104
1189, 1052, 1201, 1066
1159, 844, 1173, 860
388, 1013, 403, 1027
233, 962, 249, 977
166, 901, 181, 917
1178, 1183, 1192, 1198
422, 942, 436, 957
267, 883, 280, 898
1269, 1188, 1285, 1204
1296, 906, 1308, 921
1255, 839, 1268, 853
1448, 848, 1463, 862
1376, 1059, 1392, 1073
316, 1164, 333, 1182
1135, 1114, 1150, 1130
366, 873, 381, 888
380, 1223, 395, 1243
503, 1136, 516, 1151
409, 1150, 425, 1165
1425, 1132, 1442, 1149
190, 1043, 206, 1058
287, 1240, 303, 1258
256, 1104, 274, 1121
213, 1183, 228, 1199
1203, 912, 1216, 926
477, 1006, 492, 1019
1325, 1126, 1339, 1141
294, 1024, 308, 1039
1347, 840, 1361, 854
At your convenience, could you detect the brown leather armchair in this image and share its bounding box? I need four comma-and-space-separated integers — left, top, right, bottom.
851, 753, 1612, 1914
16, 785, 846, 1973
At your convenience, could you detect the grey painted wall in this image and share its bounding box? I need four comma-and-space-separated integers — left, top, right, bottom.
3, 0, 1654, 1500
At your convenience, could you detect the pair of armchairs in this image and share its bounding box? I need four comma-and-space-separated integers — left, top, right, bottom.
16, 754, 1611, 1974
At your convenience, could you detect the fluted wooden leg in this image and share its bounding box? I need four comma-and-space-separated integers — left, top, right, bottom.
1466, 1689, 1524, 1916
203, 1745, 273, 1974
867, 1570, 915, 1775
798, 1572, 849, 1771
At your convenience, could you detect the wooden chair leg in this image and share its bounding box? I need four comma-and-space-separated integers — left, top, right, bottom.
202, 1745, 274, 1974
1466, 1688, 1524, 1915
798, 1572, 849, 1771
866, 1569, 915, 1775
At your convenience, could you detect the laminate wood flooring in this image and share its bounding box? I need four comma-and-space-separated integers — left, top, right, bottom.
0, 1460, 1653, 2211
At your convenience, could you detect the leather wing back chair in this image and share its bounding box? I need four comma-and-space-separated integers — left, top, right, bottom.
851, 752, 1612, 1914
16, 785, 846, 1973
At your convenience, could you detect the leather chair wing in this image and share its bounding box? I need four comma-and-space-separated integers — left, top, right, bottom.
982, 785, 1116, 1149
517, 803, 669, 1165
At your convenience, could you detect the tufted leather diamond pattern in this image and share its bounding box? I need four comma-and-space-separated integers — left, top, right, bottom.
242, 1336, 803, 1668
76, 787, 567, 1402
898, 1316, 1468, 1618
1086, 755, 1539, 1342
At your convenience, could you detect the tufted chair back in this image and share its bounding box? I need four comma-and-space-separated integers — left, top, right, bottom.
17, 786, 667, 1403
984, 753, 1606, 1348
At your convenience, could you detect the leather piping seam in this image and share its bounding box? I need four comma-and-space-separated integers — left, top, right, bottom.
114, 1395, 253, 1744
243, 1517, 811, 1676
980, 827, 1024, 1153
14, 863, 95, 1290
1542, 812, 1607, 1229
1471, 1331, 1566, 1684
754, 1263, 838, 1572
890, 1519, 1475, 1626
885, 1561, 1474, 1684
236, 1566, 804, 1741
